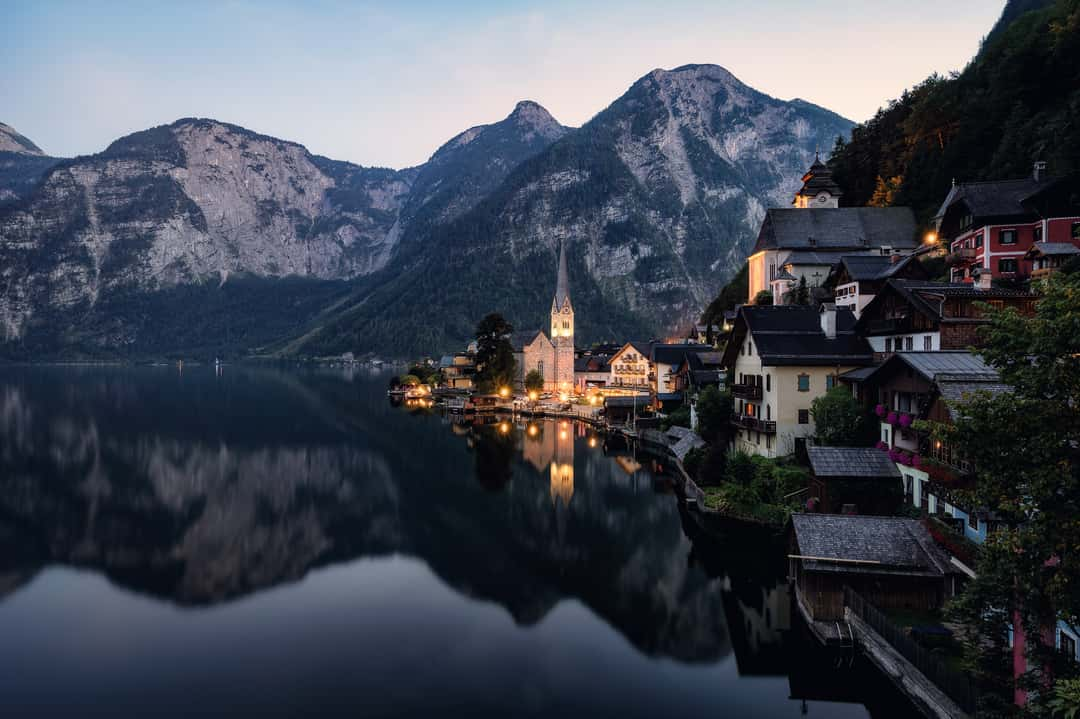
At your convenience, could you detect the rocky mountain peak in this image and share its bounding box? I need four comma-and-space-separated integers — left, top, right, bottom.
507, 100, 565, 139
0, 122, 45, 156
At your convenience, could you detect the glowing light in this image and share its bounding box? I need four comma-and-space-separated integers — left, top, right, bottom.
499, 386, 510, 398
559, 431, 568, 440
588, 437, 598, 448
498, 422, 510, 434
559, 393, 569, 402
924, 232, 938, 244
527, 424, 539, 437
528, 391, 538, 402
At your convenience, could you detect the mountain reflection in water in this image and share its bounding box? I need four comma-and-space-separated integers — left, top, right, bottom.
0, 367, 913, 718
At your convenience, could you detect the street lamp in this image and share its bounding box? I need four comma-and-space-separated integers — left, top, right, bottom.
499, 386, 510, 398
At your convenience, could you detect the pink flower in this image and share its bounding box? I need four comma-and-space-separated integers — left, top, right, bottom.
912, 454, 922, 468
875, 404, 886, 417
886, 411, 898, 426
875, 440, 888, 451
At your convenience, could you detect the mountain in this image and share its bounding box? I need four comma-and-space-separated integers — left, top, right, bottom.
828, 0, 1080, 225
0, 122, 63, 206
294, 65, 853, 357
0, 66, 852, 359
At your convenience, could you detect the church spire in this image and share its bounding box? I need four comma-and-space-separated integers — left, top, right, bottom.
553, 239, 571, 311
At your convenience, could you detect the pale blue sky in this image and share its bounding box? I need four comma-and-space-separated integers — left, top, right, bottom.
3, 0, 1005, 168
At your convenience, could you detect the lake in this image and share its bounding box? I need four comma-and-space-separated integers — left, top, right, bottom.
0, 366, 917, 717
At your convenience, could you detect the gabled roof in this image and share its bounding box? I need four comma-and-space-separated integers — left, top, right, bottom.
790, 514, 955, 576
610, 341, 652, 363
752, 207, 918, 254
782, 250, 842, 266
806, 447, 902, 479
833, 254, 926, 282
552, 239, 572, 312
650, 343, 714, 365
721, 305, 873, 368
1025, 242, 1080, 258
574, 356, 609, 372
934, 175, 1061, 221
510, 329, 549, 352
856, 279, 1036, 333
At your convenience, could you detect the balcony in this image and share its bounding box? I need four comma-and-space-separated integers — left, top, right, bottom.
731, 383, 762, 400
731, 415, 776, 433
867, 317, 912, 335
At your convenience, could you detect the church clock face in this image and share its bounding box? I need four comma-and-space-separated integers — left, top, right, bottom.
818, 194, 828, 203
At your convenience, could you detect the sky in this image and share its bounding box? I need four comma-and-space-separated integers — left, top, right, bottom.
2, 0, 1006, 169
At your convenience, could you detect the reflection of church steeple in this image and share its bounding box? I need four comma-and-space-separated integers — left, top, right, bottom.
549, 421, 574, 506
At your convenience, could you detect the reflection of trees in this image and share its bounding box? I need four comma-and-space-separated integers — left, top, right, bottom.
472, 425, 515, 492
0, 367, 740, 663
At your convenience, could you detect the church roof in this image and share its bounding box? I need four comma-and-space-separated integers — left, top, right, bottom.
752, 207, 919, 254
552, 240, 572, 311
510, 329, 549, 351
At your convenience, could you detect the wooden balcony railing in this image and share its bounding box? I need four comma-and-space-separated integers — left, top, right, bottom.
730, 415, 776, 433
731, 383, 762, 400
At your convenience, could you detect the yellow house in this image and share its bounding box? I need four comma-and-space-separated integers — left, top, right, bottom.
720, 305, 874, 458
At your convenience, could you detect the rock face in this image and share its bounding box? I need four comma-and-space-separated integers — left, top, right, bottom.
0, 123, 62, 206
298, 65, 853, 357
0, 65, 852, 357
0, 122, 44, 155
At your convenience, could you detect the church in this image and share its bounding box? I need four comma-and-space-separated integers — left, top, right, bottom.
511, 241, 576, 395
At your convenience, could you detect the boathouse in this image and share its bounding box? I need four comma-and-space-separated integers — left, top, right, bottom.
788, 514, 958, 622
806, 446, 903, 516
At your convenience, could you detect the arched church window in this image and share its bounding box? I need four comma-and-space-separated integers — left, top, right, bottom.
538, 361, 544, 377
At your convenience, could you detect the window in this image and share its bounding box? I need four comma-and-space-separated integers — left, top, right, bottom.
905, 336, 913, 351
755, 431, 761, 445
923, 335, 933, 351
826, 375, 835, 391
766, 434, 772, 450
797, 374, 810, 392
1000, 229, 1017, 245
1061, 631, 1077, 660
746, 403, 756, 417
1034, 225, 1043, 243
999, 258, 1018, 274
975, 233, 984, 248
885, 338, 893, 352
766, 374, 771, 392
968, 513, 979, 531
798, 409, 810, 424
1073, 222, 1080, 241
748, 342, 753, 356
766, 405, 771, 420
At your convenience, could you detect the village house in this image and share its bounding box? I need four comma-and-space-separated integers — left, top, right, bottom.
673, 351, 725, 394
935, 164, 1080, 284
825, 254, 930, 319
573, 354, 611, 393
788, 514, 959, 623
720, 304, 873, 458
854, 278, 1037, 359
806, 446, 903, 516
439, 352, 476, 390
746, 157, 919, 303
607, 341, 653, 391
1024, 241, 1080, 280
511, 241, 576, 394
650, 343, 714, 396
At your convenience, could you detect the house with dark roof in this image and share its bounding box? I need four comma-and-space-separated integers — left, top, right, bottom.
806, 446, 903, 516
720, 305, 873, 458
935, 164, 1080, 283
855, 278, 1037, 358
573, 354, 611, 392
839, 351, 1012, 545
650, 343, 715, 396
1024, 241, 1080, 280
825, 254, 930, 318
673, 351, 726, 393
788, 514, 959, 622
747, 202, 918, 306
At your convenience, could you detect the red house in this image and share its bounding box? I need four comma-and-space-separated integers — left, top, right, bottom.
934, 164, 1080, 284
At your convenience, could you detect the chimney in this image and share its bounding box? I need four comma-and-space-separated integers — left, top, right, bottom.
820, 303, 837, 339
977, 270, 993, 290
1034, 161, 1047, 182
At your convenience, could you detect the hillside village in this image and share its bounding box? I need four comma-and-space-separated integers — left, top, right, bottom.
396, 154, 1080, 715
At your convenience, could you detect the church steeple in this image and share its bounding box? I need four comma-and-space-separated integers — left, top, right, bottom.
552, 239, 572, 313
793, 151, 842, 208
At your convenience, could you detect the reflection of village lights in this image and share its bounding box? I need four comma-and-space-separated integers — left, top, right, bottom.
528, 390, 538, 402
559, 393, 569, 402
527, 424, 539, 437
559, 430, 568, 440
499, 386, 510, 398
588, 437, 598, 448
498, 422, 510, 434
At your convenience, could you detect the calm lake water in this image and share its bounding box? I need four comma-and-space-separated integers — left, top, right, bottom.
0, 366, 917, 718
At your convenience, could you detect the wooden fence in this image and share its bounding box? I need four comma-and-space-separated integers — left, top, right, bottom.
844, 586, 977, 714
